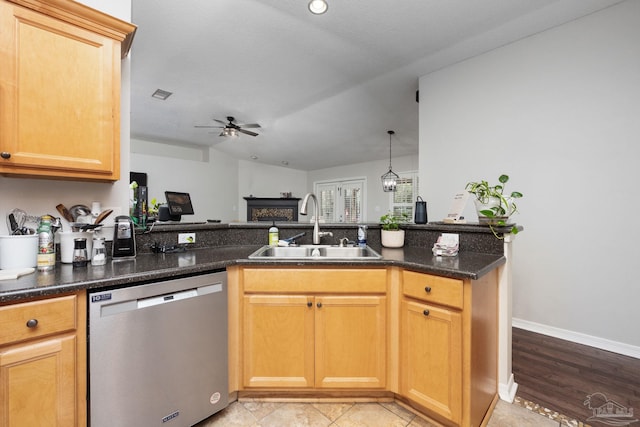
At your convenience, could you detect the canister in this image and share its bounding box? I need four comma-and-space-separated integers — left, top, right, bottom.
0, 234, 38, 269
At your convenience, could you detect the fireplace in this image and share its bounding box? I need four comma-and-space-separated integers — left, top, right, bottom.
244, 197, 301, 222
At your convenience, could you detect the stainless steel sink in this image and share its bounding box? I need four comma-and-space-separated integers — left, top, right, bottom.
248, 245, 382, 260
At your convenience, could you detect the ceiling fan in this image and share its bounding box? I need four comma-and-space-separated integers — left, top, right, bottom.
194, 116, 261, 137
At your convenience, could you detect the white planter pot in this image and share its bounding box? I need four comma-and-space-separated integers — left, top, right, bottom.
381, 229, 405, 248
473, 198, 511, 225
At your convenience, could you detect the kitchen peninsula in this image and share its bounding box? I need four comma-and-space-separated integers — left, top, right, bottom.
0, 222, 515, 426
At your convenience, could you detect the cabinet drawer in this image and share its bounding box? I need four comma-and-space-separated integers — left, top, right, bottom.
243, 268, 388, 293
0, 295, 77, 346
402, 270, 463, 309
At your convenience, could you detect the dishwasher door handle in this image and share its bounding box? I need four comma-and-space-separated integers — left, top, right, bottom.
137, 288, 198, 309
100, 283, 223, 317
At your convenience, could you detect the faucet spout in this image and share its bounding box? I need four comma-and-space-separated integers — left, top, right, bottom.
301, 192, 329, 244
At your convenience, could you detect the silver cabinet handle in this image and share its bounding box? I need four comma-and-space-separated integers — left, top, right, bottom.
1, 152, 11, 160
26, 318, 38, 328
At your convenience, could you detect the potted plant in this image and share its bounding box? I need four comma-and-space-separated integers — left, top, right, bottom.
465, 174, 523, 236
380, 212, 409, 248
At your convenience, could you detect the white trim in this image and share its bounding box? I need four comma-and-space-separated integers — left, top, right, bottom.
498, 373, 518, 403
313, 177, 367, 223
513, 318, 640, 359
313, 175, 368, 186
498, 233, 517, 402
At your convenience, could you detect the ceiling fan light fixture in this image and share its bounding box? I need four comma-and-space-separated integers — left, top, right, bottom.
381, 130, 398, 192
220, 127, 237, 137
308, 0, 328, 15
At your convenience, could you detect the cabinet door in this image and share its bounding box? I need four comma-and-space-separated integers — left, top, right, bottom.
400, 299, 462, 424
0, 334, 77, 427
243, 295, 314, 388
0, 2, 120, 181
315, 295, 386, 388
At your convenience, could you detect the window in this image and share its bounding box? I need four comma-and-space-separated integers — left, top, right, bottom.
389, 171, 419, 221
315, 178, 366, 223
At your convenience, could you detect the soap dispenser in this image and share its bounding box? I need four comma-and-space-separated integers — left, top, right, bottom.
268, 221, 279, 246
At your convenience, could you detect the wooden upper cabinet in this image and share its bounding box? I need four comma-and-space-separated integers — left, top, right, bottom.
0, 0, 136, 181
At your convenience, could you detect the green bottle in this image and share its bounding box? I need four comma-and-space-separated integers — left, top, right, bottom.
268, 221, 279, 246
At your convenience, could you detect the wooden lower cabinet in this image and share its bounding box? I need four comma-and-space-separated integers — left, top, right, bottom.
400, 269, 498, 427
243, 293, 387, 389
239, 267, 388, 390
315, 295, 386, 389
0, 292, 86, 427
231, 265, 498, 426
401, 299, 463, 424
243, 294, 315, 388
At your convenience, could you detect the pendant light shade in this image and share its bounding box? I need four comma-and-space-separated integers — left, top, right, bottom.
381, 130, 398, 192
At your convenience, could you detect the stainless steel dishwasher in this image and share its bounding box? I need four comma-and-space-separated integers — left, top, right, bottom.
88, 271, 228, 427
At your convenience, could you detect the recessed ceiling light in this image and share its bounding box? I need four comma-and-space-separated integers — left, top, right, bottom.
308, 0, 328, 15
151, 89, 172, 100
250, 155, 258, 160
281, 161, 289, 166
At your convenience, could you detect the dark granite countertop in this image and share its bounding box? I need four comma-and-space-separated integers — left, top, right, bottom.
0, 244, 505, 303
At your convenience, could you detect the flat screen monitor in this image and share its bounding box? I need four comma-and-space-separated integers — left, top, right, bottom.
165, 191, 194, 219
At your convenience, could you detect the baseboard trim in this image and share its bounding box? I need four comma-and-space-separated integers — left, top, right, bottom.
513, 318, 640, 359
498, 373, 518, 403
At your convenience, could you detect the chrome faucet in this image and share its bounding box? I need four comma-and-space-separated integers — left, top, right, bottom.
300, 192, 333, 244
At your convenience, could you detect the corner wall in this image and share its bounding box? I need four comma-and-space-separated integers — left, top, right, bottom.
418, 1, 640, 351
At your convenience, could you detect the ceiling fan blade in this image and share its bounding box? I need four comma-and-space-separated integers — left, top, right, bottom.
213, 119, 228, 125
237, 128, 259, 137
238, 123, 261, 129
194, 125, 224, 128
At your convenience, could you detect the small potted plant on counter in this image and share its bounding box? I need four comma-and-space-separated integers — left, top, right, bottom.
465, 174, 523, 236
380, 212, 409, 248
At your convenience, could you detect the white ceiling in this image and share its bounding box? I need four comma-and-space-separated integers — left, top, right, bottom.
130, 0, 622, 171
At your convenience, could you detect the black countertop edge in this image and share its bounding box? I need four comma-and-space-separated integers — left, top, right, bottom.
0, 245, 505, 303
142, 221, 522, 233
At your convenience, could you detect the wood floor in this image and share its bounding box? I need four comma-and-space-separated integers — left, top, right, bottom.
512, 327, 640, 423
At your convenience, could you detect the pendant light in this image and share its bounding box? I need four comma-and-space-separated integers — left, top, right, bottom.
381, 130, 399, 192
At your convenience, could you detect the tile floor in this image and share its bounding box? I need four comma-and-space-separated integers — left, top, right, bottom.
195, 398, 561, 426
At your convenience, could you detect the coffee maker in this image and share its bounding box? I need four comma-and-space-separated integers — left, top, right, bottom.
112, 216, 136, 258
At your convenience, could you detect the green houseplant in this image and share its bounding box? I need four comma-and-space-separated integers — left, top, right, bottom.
380, 212, 409, 247
465, 174, 523, 236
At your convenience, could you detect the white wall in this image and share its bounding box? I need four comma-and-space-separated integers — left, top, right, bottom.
0, 0, 132, 235
419, 1, 640, 349
308, 155, 418, 222
131, 139, 239, 222
237, 160, 308, 222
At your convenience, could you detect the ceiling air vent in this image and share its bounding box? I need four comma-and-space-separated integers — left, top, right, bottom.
151, 89, 173, 100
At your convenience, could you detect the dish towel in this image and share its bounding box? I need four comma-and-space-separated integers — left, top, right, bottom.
0, 267, 36, 281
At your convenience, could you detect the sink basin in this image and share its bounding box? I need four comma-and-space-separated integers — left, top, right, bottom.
248, 245, 382, 260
